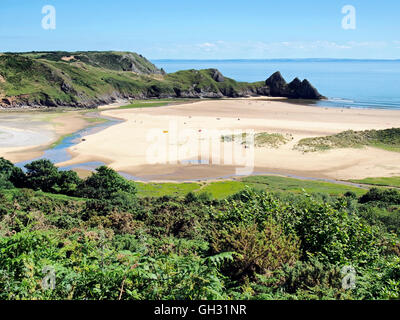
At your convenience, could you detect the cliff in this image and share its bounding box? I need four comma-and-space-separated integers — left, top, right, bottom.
0, 51, 324, 108
265, 71, 325, 99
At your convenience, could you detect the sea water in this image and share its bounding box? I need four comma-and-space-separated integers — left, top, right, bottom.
152, 59, 400, 110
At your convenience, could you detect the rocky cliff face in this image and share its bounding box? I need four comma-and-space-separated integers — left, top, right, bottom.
265, 71, 325, 99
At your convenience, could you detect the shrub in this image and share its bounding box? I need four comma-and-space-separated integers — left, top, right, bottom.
184, 191, 197, 203
359, 187, 400, 205
211, 221, 300, 281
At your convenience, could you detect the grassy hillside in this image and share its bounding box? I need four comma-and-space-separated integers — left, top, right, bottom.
0, 51, 266, 108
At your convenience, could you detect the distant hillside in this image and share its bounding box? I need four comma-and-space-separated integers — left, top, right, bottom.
0, 51, 323, 108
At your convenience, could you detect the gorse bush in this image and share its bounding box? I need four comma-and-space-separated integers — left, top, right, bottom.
211, 221, 300, 281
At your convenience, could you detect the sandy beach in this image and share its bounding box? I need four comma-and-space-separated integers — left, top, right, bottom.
57, 98, 400, 181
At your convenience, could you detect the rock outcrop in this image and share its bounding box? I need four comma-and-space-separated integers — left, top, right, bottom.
210, 69, 225, 82
265, 71, 288, 96
265, 71, 325, 99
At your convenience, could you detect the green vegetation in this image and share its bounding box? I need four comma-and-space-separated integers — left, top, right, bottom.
48, 114, 108, 148
137, 181, 247, 200
1, 157, 399, 300
241, 175, 367, 196
49, 133, 74, 149
116, 101, 170, 110
349, 177, 400, 188
254, 132, 293, 147
136, 175, 367, 200
295, 128, 400, 152
198, 181, 246, 199
222, 132, 292, 148
0, 52, 265, 108
136, 182, 200, 198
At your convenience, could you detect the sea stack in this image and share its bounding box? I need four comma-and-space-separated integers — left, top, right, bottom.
265, 71, 325, 99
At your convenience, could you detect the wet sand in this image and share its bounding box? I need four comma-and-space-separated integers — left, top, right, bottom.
0, 111, 102, 162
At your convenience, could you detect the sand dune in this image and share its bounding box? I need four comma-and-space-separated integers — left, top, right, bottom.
58, 98, 400, 181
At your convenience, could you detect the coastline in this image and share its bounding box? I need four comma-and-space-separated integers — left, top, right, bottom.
57, 98, 400, 181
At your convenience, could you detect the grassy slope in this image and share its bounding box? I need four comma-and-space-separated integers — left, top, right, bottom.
0, 52, 264, 107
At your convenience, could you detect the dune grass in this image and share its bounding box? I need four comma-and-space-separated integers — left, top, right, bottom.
295, 128, 400, 152
221, 132, 292, 148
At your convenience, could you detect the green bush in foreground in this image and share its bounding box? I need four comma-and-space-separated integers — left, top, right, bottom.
0, 158, 399, 300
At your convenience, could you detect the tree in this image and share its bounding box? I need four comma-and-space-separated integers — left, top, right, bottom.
58, 170, 81, 196
24, 159, 60, 192
0, 157, 26, 188
0, 157, 15, 178
78, 166, 136, 199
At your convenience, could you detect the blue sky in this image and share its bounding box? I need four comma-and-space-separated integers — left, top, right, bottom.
0, 0, 399, 59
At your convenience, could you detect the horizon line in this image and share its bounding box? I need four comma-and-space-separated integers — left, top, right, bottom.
151, 58, 400, 62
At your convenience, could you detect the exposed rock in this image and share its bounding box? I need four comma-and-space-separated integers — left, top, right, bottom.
265, 71, 324, 99
211, 69, 225, 82
295, 79, 324, 99
256, 86, 271, 96
288, 77, 302, 91
60, 81, 77, 94
265, 71, 288, 96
